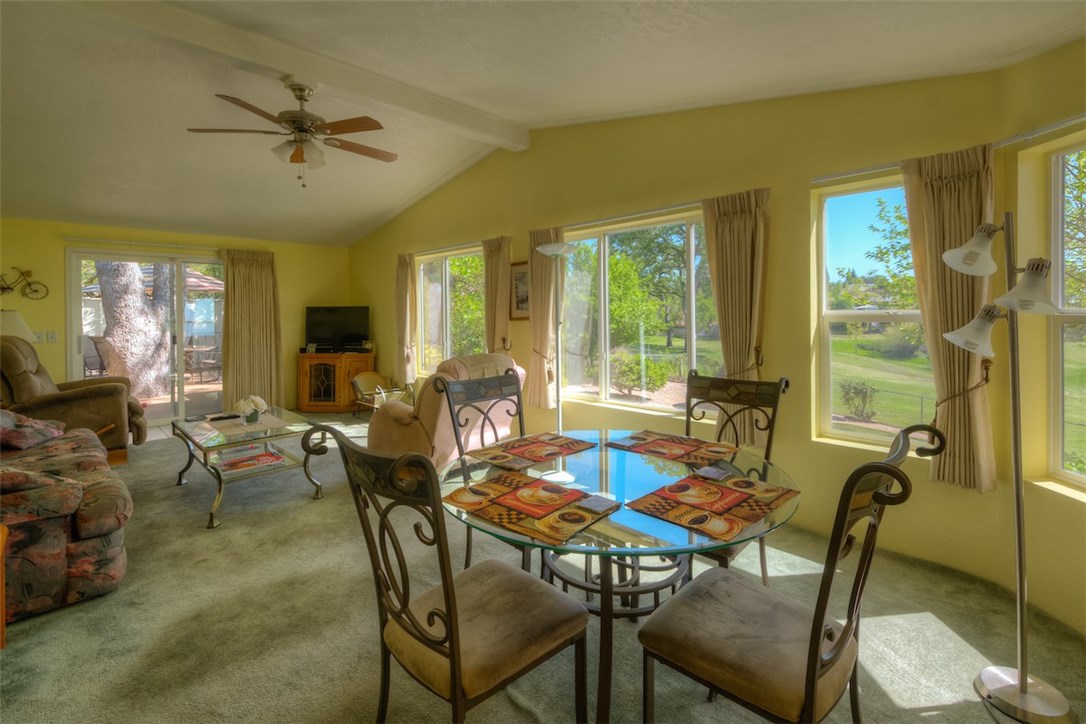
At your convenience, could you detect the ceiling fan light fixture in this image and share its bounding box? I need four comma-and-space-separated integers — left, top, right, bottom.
301, 140, 325, 169
271, 140, 295, 163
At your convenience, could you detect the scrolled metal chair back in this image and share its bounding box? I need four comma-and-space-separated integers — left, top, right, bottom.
685, 370, 789, 460
434, 369, 525, 459
801, 424, 945, 720
302, 425, 460, 663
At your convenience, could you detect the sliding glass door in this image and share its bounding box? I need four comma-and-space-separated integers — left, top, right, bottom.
67, 250, 224, 425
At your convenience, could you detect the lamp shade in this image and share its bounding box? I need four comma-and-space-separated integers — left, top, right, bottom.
943, 305, 1001, 357
0, 309, 36, 342
301, 140, 325, 169
993, 258, 1058, 314
536, 242, 576, 257
942, 223, 1000, 276
270, 140, 296, 163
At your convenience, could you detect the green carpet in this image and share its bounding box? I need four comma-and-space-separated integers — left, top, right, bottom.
1, 425, 1083, 723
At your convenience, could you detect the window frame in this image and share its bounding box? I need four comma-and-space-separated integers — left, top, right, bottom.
562, 207, 706, 411
1049, 144, 1086, 486
816, 178, 932, 445
415, 246, 485, 375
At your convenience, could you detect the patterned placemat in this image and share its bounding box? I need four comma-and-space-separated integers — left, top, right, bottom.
605, 430, 738, 466
627, 469, 798, 542
467, 432, 597, 471
443, 470, 619, 545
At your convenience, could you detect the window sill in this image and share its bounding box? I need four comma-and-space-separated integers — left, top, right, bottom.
811, 434, 890, 456
1028, 479, 1086, 503
565, 394, 684, 420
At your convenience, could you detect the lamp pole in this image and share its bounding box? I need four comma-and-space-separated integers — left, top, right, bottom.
956, 212, 1074, 724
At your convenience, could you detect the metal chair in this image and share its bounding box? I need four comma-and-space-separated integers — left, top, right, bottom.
639, 424, 945, 723
302, 425, 587, 723
685, 370, 789, 585
432, 370, 526, 569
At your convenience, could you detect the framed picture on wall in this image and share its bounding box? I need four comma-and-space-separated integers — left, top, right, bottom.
510, 262, 529, 319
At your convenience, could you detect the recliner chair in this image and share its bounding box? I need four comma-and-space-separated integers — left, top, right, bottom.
367, 353, 525, 473
0, 335, 147, 456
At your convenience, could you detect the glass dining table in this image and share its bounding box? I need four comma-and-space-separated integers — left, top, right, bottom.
439, 429, 800, 723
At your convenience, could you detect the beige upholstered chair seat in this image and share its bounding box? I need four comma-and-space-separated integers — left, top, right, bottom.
639, 566, 857, 722
384, 558, 588, 700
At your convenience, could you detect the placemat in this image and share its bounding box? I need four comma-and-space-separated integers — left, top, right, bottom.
443, 471, 619, 545
627, 469, 798, 542
605, 430, 738, 466
467, 432, 597, 471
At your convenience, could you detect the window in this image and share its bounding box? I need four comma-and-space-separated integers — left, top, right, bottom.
417, 250, 485, 373
1053, 146, 1086, 481
562, 210, 717, 409
819, 183, 936, 443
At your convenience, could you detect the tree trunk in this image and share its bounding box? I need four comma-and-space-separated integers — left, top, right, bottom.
97, 262, 172, 398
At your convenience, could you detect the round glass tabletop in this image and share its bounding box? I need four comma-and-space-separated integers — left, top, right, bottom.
439, 429, 799, 557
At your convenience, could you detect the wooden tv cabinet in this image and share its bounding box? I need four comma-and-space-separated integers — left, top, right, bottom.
297, 352, 375, 412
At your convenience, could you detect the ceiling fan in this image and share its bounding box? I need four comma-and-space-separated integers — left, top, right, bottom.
188, 83, 397, 184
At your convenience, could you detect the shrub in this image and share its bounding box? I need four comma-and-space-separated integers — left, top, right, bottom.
840, 379, 877, 421
857, 326, 923, 360
610, 353, 669, 395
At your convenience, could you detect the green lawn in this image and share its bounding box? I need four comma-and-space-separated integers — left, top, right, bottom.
829, 334, 936, 437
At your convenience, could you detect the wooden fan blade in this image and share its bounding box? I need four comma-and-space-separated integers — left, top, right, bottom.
187, 128, 284, 135
323, 137, 398, 162
215, 94, 281, 125
312, 116, 383, 136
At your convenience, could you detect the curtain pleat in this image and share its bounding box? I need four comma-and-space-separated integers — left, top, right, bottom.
702, 189, 771, 446
525, 228, 563, 409
396, 254, 418, 385
482, 236, 512, 353
903, 144, 996, 491
221, 250, 283, 408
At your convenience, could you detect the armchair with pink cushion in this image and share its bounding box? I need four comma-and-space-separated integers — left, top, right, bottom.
367, 353, 526, 472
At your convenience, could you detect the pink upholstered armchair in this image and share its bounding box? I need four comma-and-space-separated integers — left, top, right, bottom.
367, 353, 526, 472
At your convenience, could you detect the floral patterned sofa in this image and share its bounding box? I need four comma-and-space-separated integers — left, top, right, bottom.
1, 411, 132, 622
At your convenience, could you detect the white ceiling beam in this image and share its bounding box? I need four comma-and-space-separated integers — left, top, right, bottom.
80, 1, 529, 151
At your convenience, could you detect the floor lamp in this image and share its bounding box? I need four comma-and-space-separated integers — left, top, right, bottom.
536, 241, 577, 434
942, 211, 1075, 724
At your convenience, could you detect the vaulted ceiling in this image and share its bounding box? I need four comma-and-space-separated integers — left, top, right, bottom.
2, 1, 1083, 246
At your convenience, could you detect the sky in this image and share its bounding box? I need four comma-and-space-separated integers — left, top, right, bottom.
824, 185, 906, 279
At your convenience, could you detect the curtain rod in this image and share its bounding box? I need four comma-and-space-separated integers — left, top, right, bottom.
64, 236, 220, 254
561, 200, 702, 234
810, 113, 1086, 185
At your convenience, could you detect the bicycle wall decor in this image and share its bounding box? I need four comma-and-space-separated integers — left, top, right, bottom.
0, 267, 48, 299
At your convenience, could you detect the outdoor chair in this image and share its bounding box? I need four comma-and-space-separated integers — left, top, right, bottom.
685, 370, 789, 585
639, 424, 945, 723
301, 426, 588, 723
433, 369, 527, 569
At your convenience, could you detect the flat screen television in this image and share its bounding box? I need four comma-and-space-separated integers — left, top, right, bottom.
305, 306, 369, 352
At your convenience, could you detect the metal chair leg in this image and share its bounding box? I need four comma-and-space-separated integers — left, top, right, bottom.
464, 527, 473, 569
642, 649, 655, 724
575, 636, 588, 723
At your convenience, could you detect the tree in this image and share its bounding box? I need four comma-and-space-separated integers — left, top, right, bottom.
1063, 148, 1086, 309
865, 197, 916, 309
96, 261, 172, 397
609, 224, 687, 347
449, 254, 485, 356
607, 254, 659, 347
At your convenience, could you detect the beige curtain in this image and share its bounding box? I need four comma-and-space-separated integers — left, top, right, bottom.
482, 236, 512, 353
702, 189, 771, 445
395, 254, 418, 385
903, 145, 996, 491
525, 228, 563, 409
221, 249, 283, 408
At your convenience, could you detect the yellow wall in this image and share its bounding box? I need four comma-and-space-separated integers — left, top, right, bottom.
0, 218, 352, 409
352, 39, 1086, 632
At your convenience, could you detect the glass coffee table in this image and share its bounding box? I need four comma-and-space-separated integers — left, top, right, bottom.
172, 407, 323, 528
